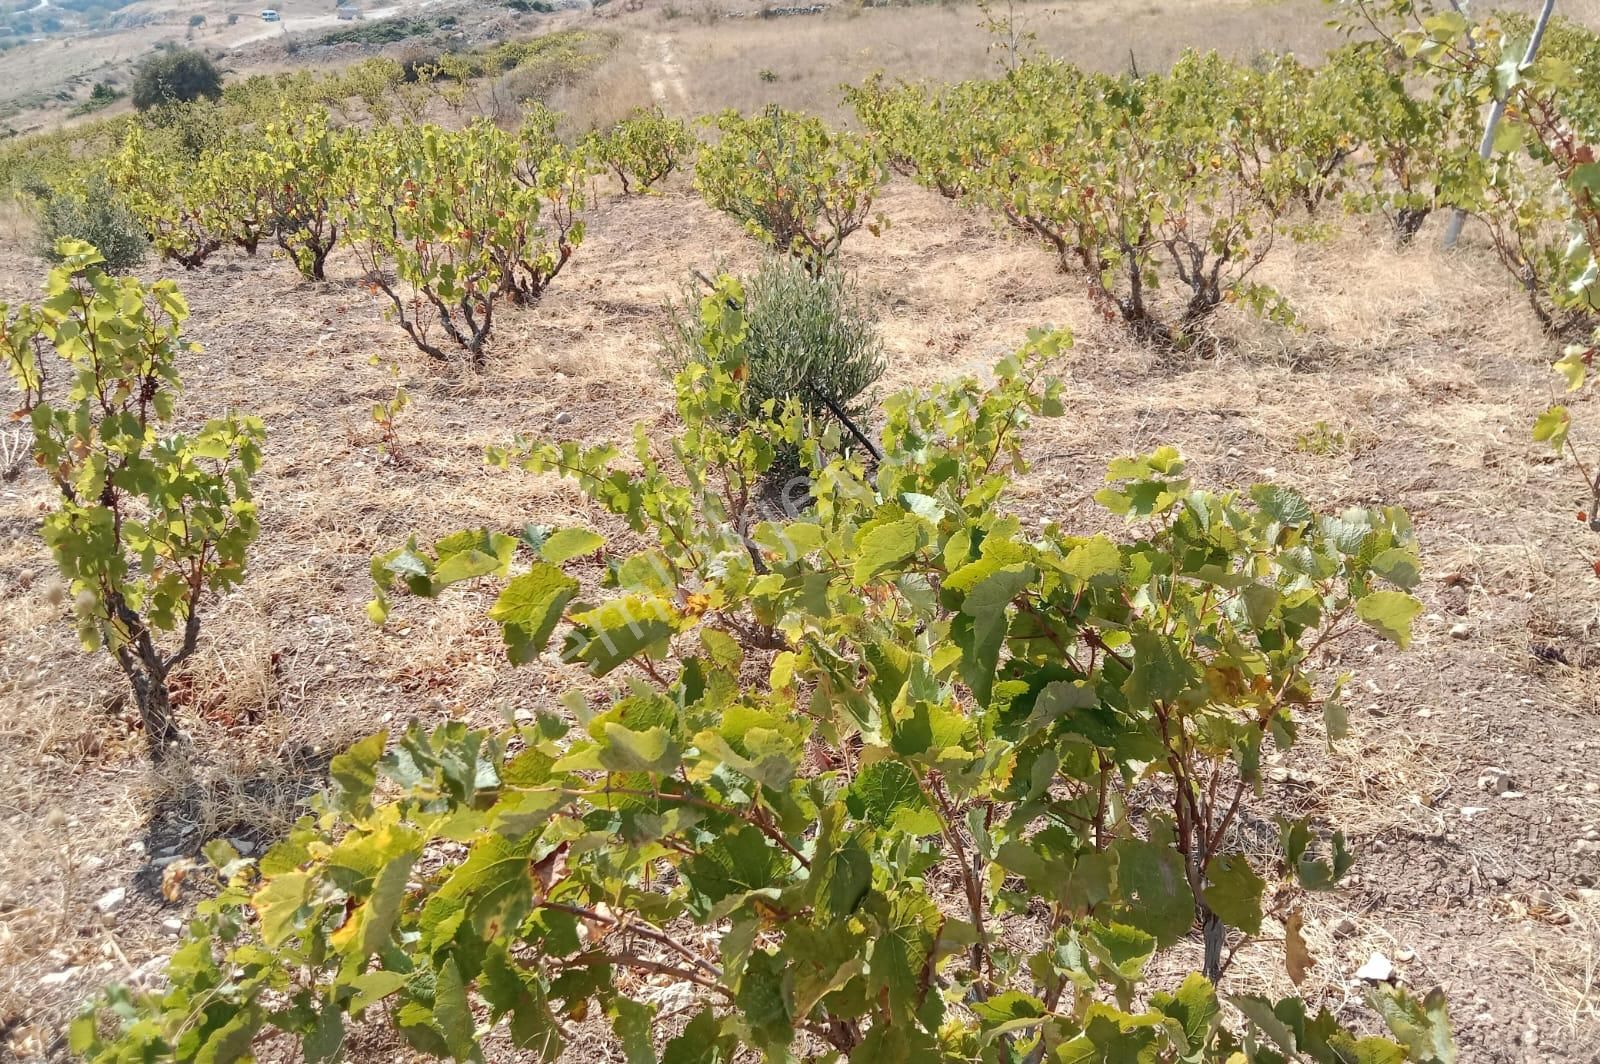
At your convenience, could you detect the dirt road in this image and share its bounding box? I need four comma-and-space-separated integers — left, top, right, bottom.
226, 0, 445, 48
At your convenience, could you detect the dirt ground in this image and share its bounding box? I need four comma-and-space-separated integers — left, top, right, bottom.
0, 170, 1597, 1060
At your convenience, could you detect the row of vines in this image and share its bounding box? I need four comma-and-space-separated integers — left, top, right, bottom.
1, 0, 1598, 1061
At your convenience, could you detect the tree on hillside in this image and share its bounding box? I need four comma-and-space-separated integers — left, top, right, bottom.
131, 49, 223, 110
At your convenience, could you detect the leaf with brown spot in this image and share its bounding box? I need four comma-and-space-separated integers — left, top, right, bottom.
531, 841, 569, 904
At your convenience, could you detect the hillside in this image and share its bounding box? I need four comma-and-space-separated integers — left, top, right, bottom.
1, 1, 1599, 1062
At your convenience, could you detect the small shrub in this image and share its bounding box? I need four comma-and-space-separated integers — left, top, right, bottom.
666, 256, 885, 434
36, 181, 147, 273
340, 119, 587, 364
107, 124, 258, 269
584, 106, 692, 194
369, 356, 409, 460
130, 48, 223, 110
319, 15, 439, 46
261, 107, 350, 281
695, 105, 888, 271
1293, 420, 1351, 457
889, 55, 1300, 349
68, 80, 122, 116
0, 242, 263, 761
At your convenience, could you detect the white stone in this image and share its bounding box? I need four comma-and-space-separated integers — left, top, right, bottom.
1355, 952, 1394, 983
94, 887, 127, 914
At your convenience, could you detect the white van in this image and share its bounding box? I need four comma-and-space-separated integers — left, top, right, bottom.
260, 9, 280, 21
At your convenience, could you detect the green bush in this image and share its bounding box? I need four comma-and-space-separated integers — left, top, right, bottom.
131, 49, 223, 110
2, 242, 262, 761
36, 180, 147, 273
319, 16, 442, 46
585, 106, 693, 194
696, 106, 888, 271
667, 256, 886, 433
70, 282, 1448, 1061
68, 80, 122, 117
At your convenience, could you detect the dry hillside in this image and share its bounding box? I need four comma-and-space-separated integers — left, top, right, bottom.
2, 1, 1600, 1062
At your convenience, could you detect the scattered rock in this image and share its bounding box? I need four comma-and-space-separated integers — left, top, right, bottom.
130, 956, 169, 986
94, 887, 126, 914
1396, 948, 1417, 963
1478, 768, 1513, 795
1448, 622, 1471, 640
40, 968, 80, 988
1331, 916, 1359, 939
161, 917, 184, 935
1460, 806, 1489, 819
553, 410, 573, 426
1355, 952, 1394, 983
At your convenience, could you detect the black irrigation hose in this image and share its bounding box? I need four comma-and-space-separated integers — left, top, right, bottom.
806, 381, 882, 463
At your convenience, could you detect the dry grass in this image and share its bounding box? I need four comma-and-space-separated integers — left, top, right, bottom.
643, 0, 1600, 119
547, 41, 659, 134
658, 0, 1342, 119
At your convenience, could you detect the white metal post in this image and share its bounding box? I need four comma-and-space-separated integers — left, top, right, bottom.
1442, 0, 1558, 249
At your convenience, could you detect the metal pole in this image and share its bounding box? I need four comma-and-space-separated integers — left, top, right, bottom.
1442, 0, 1558, 249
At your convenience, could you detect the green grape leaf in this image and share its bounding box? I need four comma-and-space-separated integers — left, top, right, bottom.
328, 731, 387, 816
847, 760, 939, 834
540, 527, 605, 565
490, 564, 579, 665
1150, 972, 1220, 1054
1369, 985, 1457, 1064
1109, 839, 1193, 948
867, 890, 942, 1024
609, 996, 657, 1064
1355, 590, 1423, 649
433, 958, 475, 1062
1532, 405, 1570, 452
598, 723, 681, 775
1252, 483, 1314, 526
853, 515, 926, 584
1203, 853, 1266, 935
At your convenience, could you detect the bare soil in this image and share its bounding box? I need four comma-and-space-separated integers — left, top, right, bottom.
1, 131, 1599, 1064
